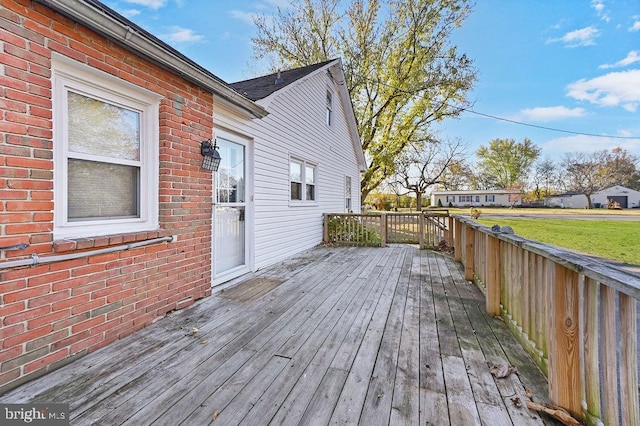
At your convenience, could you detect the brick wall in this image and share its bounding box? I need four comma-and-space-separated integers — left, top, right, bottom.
0, 0, 213, 393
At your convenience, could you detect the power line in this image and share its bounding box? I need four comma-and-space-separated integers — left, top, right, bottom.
359, 76, 639, 140
464, 109, 640, 140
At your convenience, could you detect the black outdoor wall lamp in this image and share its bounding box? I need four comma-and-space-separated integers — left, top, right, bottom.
200, 139, 221, 172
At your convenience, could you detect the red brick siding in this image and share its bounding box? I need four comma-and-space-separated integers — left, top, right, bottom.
0, 0, 213, 392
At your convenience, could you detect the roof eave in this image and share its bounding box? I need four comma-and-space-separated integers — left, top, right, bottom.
37, 0, 268, 119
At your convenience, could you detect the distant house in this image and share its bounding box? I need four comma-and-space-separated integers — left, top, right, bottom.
545, 185, 640, 208
216, 60, 366, 282
0, 0, 363, 392
430, 190, 522, 208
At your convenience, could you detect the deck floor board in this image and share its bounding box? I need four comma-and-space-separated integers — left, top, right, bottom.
0, 245, 559, 425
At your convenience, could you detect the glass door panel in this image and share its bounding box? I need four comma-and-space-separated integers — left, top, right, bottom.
214, 138, 246, 277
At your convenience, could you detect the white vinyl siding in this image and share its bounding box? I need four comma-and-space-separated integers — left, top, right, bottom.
431, 190, 521, 208
214, 64, 362, 270
52, 55, 160, 239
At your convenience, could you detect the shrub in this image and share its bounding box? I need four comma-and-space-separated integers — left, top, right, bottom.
328, 217, 381, 245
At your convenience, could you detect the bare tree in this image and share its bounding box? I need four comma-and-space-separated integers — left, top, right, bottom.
531, 157, 560, 200
599, 147, 639, 189
440, 160, 473, 190
563, 148, 639, 208
394, 138, 466, 208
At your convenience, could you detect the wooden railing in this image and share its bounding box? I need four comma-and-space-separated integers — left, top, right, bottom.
323, 211, 451, 248
452, 215, 639, 425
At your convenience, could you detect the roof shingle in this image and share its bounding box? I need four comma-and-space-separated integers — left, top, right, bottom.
230, 60, 336, 101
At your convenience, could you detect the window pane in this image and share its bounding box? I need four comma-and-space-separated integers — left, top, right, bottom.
68, 91, 140, 161
305, 165, 315, 184
68, 159, 139, 220
291, 182, 302, 200
290, 161, 301, 182
306, 184, 315, 201
216, 139, 245, 203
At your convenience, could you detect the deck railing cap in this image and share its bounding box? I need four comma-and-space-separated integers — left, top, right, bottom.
454, 215, 640, 299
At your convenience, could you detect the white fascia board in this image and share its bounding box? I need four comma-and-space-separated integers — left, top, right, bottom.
38, 0, 268, 119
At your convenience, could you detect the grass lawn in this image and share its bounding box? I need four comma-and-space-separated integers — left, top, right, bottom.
473, 217, 640, 265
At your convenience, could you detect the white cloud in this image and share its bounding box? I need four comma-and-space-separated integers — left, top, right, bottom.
547, 26, 600, 47
541, 135, 640, 156
519, 106, 587, 122
163, 26, 205, 43
124, 0, 166, 9
591, 0, 610, 22
630, 20, 640, 32
121, 8, 141, 18
264, 0, 292, 8
599, 50, 640, 69
567, 70, 640, 112
230, 10, 258, 25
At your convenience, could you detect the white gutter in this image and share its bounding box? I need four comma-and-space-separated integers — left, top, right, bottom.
0, 236, 173, 270
36, 0, 268, 119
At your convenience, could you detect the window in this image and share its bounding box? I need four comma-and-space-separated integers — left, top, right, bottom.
475, 195, 480, 203
459, 195, 473, 203
305, 165, 316, 201
485, 195, 495, 202
290, 160, 302, 200
290, 158, 316, 203
52, 55, 160, 239
326, 91, 332, 125
345, 176, 352, 212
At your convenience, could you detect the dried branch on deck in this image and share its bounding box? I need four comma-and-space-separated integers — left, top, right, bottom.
525, 401, 581, 426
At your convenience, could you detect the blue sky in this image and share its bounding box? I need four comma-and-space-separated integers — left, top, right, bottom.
105, 0, 640, 162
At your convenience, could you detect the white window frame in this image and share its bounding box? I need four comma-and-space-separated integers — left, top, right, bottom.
52, 54, 160, 239
345, 176, 352, 212
289, 157, 317, 205
326, 90, 332, 126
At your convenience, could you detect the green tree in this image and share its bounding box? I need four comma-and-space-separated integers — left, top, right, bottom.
252, 0, 476, 203
475, 138, 541, 189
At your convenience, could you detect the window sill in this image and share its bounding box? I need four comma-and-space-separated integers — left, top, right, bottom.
52, 229, 171, 253
289, 201, 319, 208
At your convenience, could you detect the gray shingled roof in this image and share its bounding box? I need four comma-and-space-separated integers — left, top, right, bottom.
230, 60, 336, 101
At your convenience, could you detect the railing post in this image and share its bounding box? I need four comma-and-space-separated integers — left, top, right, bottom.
454, 219, 462, 262
380, 214, 387, 248
464, 225, 475, 281
620, 293, 639, 425
583, 276, 602, 424
548, 264, 582, 419
486, 234, 501, 316
323, 213, 329, 243
446, 216, 453, 247
418, 213, 425, 248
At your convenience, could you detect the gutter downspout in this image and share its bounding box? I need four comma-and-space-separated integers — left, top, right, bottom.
0, 236, 173, 271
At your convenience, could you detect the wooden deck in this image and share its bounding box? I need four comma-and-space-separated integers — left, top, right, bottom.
0, 245, 559, 425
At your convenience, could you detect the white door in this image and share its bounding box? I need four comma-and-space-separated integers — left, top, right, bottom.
214, 137, 249, 282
